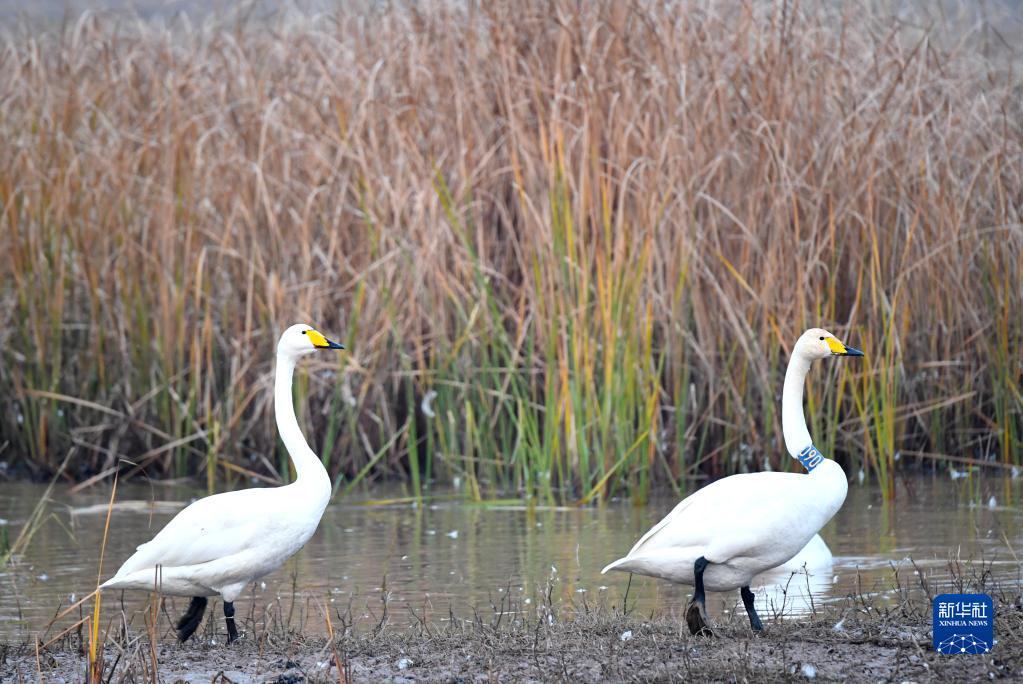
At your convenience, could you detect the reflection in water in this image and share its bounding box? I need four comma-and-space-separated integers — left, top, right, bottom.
0, 475, 1020, 639
778, 533, 833, 571
754, 535, 834, 619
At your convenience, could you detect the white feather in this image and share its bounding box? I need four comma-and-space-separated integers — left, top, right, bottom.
101, 324, 338, 604
602, 328, 853, 593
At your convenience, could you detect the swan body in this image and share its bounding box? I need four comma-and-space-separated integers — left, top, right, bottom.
601, 461, 846, 591
775, 533, 832, 573
754, 534, 834, 616
100, 485, 328, 600
101, 323, 344, 642
601, 327, 861, 632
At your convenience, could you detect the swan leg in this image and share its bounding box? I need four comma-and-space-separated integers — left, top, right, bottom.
176, 596, 208, 643
740, 586, 763, 631
224, 600, 239, 643
684, 556, 713, 636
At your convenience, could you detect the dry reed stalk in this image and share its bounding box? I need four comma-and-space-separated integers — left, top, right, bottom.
0, 1, 1019, 501
323, 602, 348, 684
88, 471, 117, 681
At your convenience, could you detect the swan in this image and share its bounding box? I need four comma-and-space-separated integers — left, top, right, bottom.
101, 324, 345, 643
753, 534, 835, 619
601, 328, 861, 635
775, 533, 833, 573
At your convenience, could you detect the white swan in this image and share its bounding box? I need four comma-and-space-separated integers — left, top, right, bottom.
775, 533, 833, 573
101, 324, 344, 643
752, 534, 835, 619
601, 328, 861, 635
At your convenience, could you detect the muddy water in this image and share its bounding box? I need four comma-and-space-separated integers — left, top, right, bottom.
1, 475, 1021, 640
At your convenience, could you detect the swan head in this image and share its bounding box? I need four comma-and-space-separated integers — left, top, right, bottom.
795, 328, 864, 360
277, 323, 345, 359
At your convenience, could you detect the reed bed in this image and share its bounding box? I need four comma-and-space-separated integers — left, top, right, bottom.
0, 1, 1020, 502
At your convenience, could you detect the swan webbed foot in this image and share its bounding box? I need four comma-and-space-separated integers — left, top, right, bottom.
740, 586, 763, 632
176, 596, 208, 643
224, 600, 239, 644
685, 598, 714, 636
686, 556, 714, 636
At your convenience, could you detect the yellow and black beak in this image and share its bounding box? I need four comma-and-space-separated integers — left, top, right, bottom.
826, 337, 863, 357
307, 329, 345, 350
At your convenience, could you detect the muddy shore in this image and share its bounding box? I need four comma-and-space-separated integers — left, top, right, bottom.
5, 585, 1022, 683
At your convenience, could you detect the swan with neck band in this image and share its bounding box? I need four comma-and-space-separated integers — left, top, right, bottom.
101, 323, 345, 644
602, 327, 862, 636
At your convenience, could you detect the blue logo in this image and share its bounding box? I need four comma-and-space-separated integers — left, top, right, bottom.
933, 594, 993, 654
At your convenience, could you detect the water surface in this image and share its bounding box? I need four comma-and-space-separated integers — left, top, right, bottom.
2, 474, 1020, 641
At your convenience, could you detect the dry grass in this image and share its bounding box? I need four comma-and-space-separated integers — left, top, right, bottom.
0, 1, 1021, 500
5, 560, 1022, 682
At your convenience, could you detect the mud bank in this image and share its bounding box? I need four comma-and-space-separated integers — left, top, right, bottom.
5, 596, 1022, 683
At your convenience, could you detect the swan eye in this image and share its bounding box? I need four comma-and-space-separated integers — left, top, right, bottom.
819, 336, 824, 341
301, 331, 307, 335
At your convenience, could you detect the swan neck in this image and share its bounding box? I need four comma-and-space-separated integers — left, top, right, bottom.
274, 353, 329, 489
782, 351, 814, 459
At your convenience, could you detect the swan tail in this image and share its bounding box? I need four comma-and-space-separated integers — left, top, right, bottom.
601, 556, 635, 574
98, 567, 215, 598
99, 573, 144, 591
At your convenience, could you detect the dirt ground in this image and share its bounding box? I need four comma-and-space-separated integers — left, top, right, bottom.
4, 591, 1022, 683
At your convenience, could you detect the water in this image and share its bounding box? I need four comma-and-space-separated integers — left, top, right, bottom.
1, 475, 1021, 640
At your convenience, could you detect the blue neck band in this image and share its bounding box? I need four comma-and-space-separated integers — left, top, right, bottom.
797, 444, 825, 472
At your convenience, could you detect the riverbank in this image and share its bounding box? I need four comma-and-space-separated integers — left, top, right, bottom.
5, 573, 1021, 683
5, 608, 1019, 682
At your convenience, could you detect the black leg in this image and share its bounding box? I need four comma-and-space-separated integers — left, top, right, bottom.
692, 556, 708, 603
224, 601, 239, 643
685, 556, 713, 636
740, 586, 763, 631
176, 596, 208, 643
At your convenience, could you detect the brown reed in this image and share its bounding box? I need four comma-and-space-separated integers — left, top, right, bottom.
0, 1, 1020, 501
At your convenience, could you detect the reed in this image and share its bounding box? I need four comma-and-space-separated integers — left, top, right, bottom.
0, 1, 1020, 502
